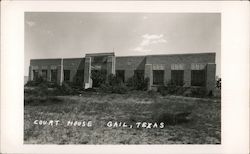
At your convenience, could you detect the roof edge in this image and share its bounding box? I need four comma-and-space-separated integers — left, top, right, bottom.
116, 52, 216, 58
30, 52, 216, 60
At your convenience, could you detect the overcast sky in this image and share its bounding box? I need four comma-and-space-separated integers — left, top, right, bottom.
25, 12, 221, 76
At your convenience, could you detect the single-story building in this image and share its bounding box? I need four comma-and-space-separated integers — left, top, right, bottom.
28, 52, 216, 92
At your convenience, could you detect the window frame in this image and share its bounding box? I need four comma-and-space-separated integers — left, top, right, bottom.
63, 70, 71, 82
171, 70, 184, 86
51, 69, 58, 82
116, 70, 125, 83
153, 70, 164, 85
191, 70, 206, 87
32, 70, 39, 81
41, 70, 48, 81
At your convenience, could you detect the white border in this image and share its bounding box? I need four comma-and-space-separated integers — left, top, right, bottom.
1, 1, 249, 154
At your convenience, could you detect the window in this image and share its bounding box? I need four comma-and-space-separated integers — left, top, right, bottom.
42, 70, 47, 81
153, 64, 164, 70
134, 70, 144, 80
51, 70, 57, 82
191, 63, 205, 70
191, 70, 206, 86
153, 70, 164, 85
171, 64, 184, 70
116, 70, 125, 82
33, 70, 39, 81
171, 70, 184, 86
64, 70, 70, 82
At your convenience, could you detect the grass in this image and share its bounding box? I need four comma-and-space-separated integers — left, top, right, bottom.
24, 90, 221, 144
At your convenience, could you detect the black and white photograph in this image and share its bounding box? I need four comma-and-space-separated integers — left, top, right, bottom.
24, 12, 221, 144
1, 1, 249, 154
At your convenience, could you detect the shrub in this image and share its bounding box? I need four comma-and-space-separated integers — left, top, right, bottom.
157, 80, 209, 98
25, 77, 58, 89
207, 90, 213, 97
153, 110, 191, 125
147, 90, 158, 98
24, 95, 45, 105
157, 86, 168, 96
107, 74, 123, 86
166, 81, 185, 95
189, 87, 207, 98
24, 95, 62, 106
216, 78, 221, 90
37, 82, 50, 96
91, 70, 107, 87
65, 82, 84, 94
25, 76, 45, 87
25, 79, 82, 98
100, 74, 128, 94
84, 88, 97, 92
54, 82, 76, 95
99, 83, 112, 93
157, 81, 186, 96
128, 114, 137, 123
24, 82, 63, 105
153, 110, 176, 125
183, 89, 192, 97
25, 81, 57, 97
126, 75, 149, 91
110, 84, 128, 94
151, 101, 193, 125
25, 81, 39, 87
47, 82, 59, 88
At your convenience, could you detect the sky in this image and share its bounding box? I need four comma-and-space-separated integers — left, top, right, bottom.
25, 12, 221, 76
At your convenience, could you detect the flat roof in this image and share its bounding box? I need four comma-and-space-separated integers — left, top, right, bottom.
116, 52, 215, 58
85, 52, 115, 57
30, 52, 215, 61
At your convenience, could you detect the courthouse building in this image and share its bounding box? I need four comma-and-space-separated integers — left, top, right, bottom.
28, 52, 216, 93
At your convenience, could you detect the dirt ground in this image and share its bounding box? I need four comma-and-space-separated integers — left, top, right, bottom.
24, 91, 221, 144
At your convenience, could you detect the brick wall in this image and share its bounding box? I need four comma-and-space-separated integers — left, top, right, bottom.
29, 53, 216, 92
63, 58, 85, 82
30, 58, 61, 67
116, 56, 146, 81
30, 58, 85, 83
146, 53, 215, 65
115, 56, 146, 70
30, 59, 62, 82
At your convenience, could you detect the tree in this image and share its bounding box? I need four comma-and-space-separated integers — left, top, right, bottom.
216, 78, 221, 89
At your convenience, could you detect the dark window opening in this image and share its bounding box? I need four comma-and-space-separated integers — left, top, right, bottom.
33, 70, 39, 81
116, 70, 125, 82
171, 70, 184, 86
153, 70, 164, 85
191, 70, 206, 86
41, 70, 47, 81
51, 70, 57, 82
64, 70, 70, 82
